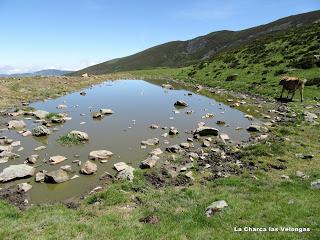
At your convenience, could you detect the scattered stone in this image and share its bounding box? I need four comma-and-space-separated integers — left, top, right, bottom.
114, 162, 129, 172
220, 133, 230, 144
194, 126, 218, 136
169, 127, 179, 135
89, 150, 113, 160
49, 155, 67, 165
92, 112, 102, 118
26, 154, 39, 164
188, 152, 199, 159
296, 171, 306, 178
60, 165, 73, 172
116, 166, 134, 181
244, 114, 254, 120
150, 124, 159, 129
149, 148, 163, 156
7, 120, 26, 129
246, 124, 261, 132
140, 155, 159, 169
35, 171, 46, 182
139, 215, 160, 225
303, 111, 318, 123
45, 169, 69, 183
99, 172, 113, 181
174, 100, 188, 107
33, 110, 49, 119
202, 140, 211, 147
206, 200, 228, 217
162, 84, 173, 89
166, 145, 182, 153
185, 171, 194, 180
57, 104, 67, 109
17, 183, 32, 192
34, 146, 46, 151
100, 108, 114, 115
11, 141, 21, 147
180, 142, 191, 149
0, 164, 35, 182
80, 91, 86, 96
70, 175, 80, 180
32, 125, 51, 136
68, 130, 89, 141
22, 130, 32, 137
281, 175, 290, 180
80, 161, 97, 175
311, 179, 320, 189
202, 113, 214, 119
141, 138, 159, 146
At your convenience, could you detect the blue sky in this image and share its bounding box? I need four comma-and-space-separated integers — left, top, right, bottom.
0, 0, 319, 74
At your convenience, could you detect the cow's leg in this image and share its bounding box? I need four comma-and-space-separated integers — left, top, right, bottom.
280, 86, 285, 99
300, 88, 304, 102
290, 90, 295, 100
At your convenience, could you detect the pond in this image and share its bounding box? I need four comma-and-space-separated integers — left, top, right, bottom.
0, 79, 259, 203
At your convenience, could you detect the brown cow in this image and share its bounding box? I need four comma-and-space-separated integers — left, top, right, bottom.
279, 76, 307, 102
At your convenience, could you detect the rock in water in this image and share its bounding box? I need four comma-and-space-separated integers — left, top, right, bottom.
141, 138, 159, 146
0, 164, 35, 182
100, 108, 114, 115
49, 155, 67, 165
89, 150, 113, 160
7, 120, 26, 129
205, 200, 228, 217
174, 100, 188, 107
194, 126, 219, 136
246, 124, 261, 132
140, 155, 159, 169
33, 110, 49, 119
92, 112, 102, 118
26, 154, 39, 164
68, 130, 89, 141
32, 126, 51, 136
80, 161, 97, 175
114, 162, 129, 172
161, 84, 173, 89
116, 166, 134, 181
17, 183, 32, 192
45, 170, 69, 183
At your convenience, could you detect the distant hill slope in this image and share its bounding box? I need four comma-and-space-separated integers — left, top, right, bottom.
71, 10, 320, 76
0, 69, 73, 77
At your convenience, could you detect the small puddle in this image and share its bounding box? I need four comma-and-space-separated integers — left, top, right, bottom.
0, 79, 260, 203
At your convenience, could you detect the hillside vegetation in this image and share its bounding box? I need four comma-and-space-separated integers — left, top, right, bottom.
71, 10, 320, 76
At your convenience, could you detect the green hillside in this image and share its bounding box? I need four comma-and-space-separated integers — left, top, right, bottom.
71, 10, 320, 76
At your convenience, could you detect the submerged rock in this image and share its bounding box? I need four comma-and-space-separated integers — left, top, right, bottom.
32, 125, 51, 136
169, 127, 179, 135
0, 164, 35, 182
80, 161, 97, 175
89, 150, 113, 160
45, 170, 69, 183
141, 138, 159, 146
17, 183, 32, 192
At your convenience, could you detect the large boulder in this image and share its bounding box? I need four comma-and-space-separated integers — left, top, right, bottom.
7, 120, 26, 129
33, 110, 49, 119
68, 130, 89, 141
32, 125, 51, 136
89, 150, 113, 160
0, 164, 35, 182
44, 169, 69, 183
48, 155, 67, 165
193, 126, 219, 136
80, 161, 97, 175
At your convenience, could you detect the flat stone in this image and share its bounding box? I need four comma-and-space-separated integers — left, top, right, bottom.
100, 108, 114, 114
7, 120, 26, 129
149, 148, 163, 156
17, 183, 32, 192
33, 110, 49, 119
34, 146, 46, 151
80, 161, 97, 175
206, 200, 228, 217
194, 126, 219, 136
45, 169, 69, 183
114, 162, 129, 172
0, 164, 35, 182
89, 150, 113, 160
49, 155, 67, 165
141, 138, 159, 146
140, 155, 159, 169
